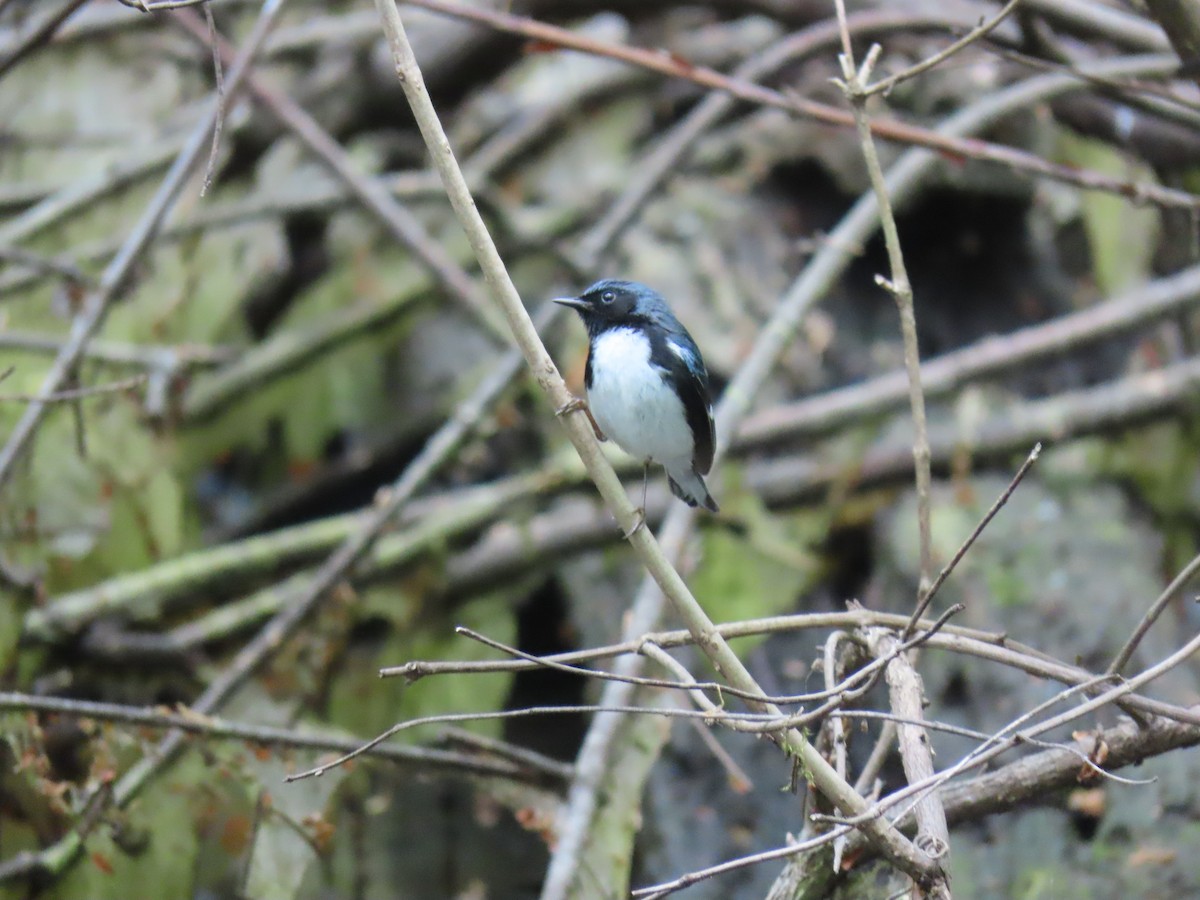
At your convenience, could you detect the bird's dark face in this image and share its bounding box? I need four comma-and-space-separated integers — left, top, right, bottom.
554, 279, 652, 332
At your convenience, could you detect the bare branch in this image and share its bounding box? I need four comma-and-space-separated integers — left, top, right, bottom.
0, 374, 146, 404
904, 443, 1041, 637
199, 1, 224, 196
739, 262, 1200, 445
284, 703, 796, 783
833, 0, 934, 604
0, 0, 288, 492
864, 0, 1024, 98
861, 627, 950, 865
171, 7, 511, 346
0, 692, 569, 785
401, 0, 1198, 210
372, 1, 936, 886
1107, 551, 1200, 675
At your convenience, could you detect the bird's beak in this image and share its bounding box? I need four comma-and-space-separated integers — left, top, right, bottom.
553, 296, 588, 311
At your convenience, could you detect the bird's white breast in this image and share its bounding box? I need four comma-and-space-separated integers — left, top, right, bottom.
587, 328, 693, 466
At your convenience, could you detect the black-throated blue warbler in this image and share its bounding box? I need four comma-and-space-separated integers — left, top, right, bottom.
555, 279, 719, 514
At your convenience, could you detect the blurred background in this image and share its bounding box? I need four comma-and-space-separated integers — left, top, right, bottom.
3, 0, 1200, 897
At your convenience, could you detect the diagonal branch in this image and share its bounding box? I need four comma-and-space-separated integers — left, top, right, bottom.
401, 0, 1198, 211
171, 6, 511, 346
371, 0, 937, 888
0, 0, 290, 493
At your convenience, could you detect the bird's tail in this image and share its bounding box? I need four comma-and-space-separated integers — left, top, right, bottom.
667, 466, 719, 513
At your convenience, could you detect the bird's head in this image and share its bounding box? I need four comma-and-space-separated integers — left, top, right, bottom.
554, 279, 669, 333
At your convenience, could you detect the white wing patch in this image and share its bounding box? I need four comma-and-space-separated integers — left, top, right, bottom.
667, 340, 695, 367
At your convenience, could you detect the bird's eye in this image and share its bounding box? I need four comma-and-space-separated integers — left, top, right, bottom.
601, 291, 616, 304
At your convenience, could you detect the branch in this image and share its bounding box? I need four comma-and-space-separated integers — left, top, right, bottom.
740, 262, 1200, 445
861, 627, 950, 867
0, 374, 146, 404
1143, 0, 1200, 87
0, 0, 89, 80
172, 7, 511, 346
0, 692, 569, 785
904, 444, 1041, 636
392, 607, 1200, 728
0, 0, 289, 493
833, 2, 933, 600
372, 0, 936, 887
863, 0, 1024, 98
401, 0, 1198, 211
1107, 551, 1200, 675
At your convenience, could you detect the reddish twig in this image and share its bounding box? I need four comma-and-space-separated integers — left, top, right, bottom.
402, 0, 1199, 210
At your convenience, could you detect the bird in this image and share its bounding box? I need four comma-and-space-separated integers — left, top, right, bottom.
554, 278, 719, 516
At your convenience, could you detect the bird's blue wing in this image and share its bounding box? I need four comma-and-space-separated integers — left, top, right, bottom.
656, 331, 716, 475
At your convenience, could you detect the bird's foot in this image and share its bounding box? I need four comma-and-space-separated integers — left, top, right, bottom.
555, 396, 587, 417
622, 508, 646, 540
556, 396, 607, 441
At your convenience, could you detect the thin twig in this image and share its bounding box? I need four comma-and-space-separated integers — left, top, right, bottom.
401, 0, 1199, 211
864, 0, 1023, 97
1107, 551, 1200, 675
172, 7, 511, 346
459, 623, 943, 710
398, 603, 1200, 726
0, 0, 89, 79
853, 719, 896, 796
903, 443, 1042, 637
0, 0, 289, 493
861, 626, 950, 865
372, 1, 934, 885
199, 1, 224, 196
834, 9, 947, 879
632, 827, 853, 900
823, 631, 852, 871
456, 626, 769, 706
0, 692, 568, 784
0, 374, 146, 404
740, 262, 1200, 446
284, 703, 798, 782
835, 1, 934, 600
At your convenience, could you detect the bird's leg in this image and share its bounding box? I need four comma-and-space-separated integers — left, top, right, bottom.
640, 459, 650, 514
623, 460, 650, 539
555, 395, 607, 441
555, 395, 587, 417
